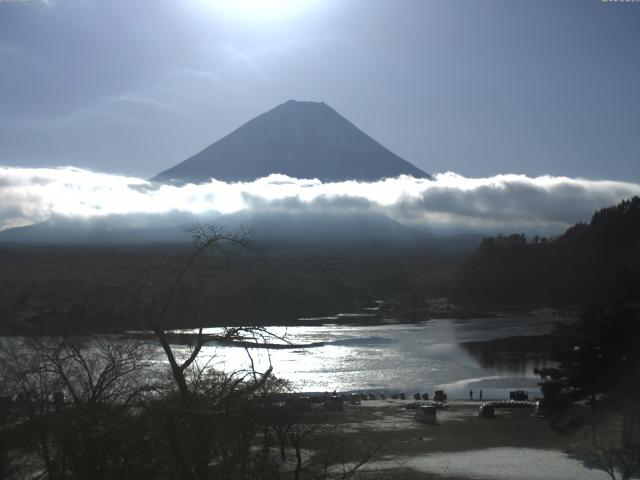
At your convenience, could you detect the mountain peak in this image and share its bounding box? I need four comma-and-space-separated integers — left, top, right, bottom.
274, 99, 331, 114
153, 100, 430, 183
282, 99, 325, 106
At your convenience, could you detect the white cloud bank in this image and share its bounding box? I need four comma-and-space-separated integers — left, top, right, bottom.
1, 166, 639, 235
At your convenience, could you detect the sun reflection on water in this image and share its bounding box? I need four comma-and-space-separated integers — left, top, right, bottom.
167, 317, 557, 398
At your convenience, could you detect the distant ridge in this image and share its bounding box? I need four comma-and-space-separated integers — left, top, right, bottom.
0, 211, 481, 255
153, 100, 430, 183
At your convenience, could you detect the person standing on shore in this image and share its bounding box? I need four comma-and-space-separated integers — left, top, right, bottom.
469, 390, 473, 400
479, 390, 483, 401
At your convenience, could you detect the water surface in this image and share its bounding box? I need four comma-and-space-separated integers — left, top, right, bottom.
172, 316, 559, 400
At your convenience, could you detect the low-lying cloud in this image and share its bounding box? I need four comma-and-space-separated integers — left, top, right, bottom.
1, 166, 639, 236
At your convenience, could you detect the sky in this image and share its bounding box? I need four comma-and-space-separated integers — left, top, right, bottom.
1, 0, 639, 181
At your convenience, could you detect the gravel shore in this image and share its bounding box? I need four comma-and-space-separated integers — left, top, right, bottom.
317, 399, 628, 480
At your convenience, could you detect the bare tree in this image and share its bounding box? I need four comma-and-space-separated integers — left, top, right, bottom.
312, 435, 380, 480
0, 336, 157, 480
94, 223, 285, 480
104, 223, 276, 402
0, 223, 379, 480
582, 443, 640, 480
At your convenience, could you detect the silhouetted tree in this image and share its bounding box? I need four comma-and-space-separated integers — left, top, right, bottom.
0, 224, 379, 480
0, 337, 157, 479
537, 301, 640, 447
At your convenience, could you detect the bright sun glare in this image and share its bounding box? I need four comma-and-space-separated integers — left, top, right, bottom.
208, 0, 313, 22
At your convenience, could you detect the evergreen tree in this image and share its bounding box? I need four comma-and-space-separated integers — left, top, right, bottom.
537, 301, 640, 447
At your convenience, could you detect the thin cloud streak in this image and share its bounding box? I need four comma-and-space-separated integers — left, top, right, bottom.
0, 166, 638, 235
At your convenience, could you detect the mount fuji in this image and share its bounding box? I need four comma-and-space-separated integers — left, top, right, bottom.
153, 100, 430, 183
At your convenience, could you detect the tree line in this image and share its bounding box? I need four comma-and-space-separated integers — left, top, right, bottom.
453, 196, 640, 308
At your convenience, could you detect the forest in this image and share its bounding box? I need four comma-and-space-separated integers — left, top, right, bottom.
1, 197, 639, 334
452, 196, 640, 308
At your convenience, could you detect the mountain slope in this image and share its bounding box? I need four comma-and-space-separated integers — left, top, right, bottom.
0, 211, 425, 249
0, 211, 482, 255
153, 100, 430, 183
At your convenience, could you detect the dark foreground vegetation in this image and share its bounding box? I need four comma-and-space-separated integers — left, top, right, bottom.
0, 197, 639, 479
0, 225, 378, 480
525, 198, 640, 479
0, 335, 381, 480
534, 295, 640, 480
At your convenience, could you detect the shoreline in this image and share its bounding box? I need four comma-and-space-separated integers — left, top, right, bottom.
312, 398, 614, 479
0, 303, 578, 337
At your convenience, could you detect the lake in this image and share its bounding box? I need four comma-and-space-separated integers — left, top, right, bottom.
168, 315, 562, 400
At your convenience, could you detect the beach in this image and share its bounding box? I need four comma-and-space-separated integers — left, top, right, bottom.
309, 399, 621, 480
